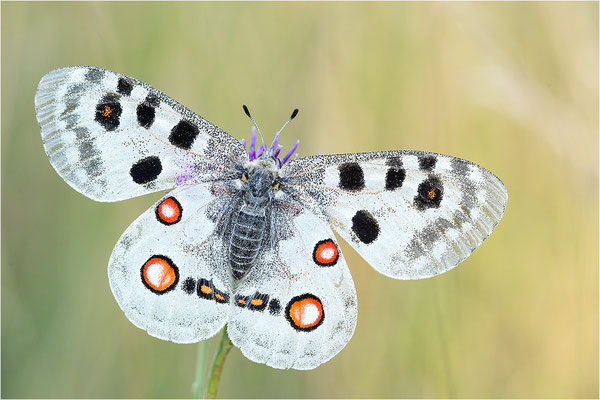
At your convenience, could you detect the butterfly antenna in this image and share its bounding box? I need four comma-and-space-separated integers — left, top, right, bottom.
270, 108, 299, 151
242, 105, 266, 149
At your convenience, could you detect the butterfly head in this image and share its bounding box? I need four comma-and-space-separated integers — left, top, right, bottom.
240, 159, 281, 204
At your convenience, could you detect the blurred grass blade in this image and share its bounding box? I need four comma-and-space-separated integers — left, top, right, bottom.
206, 328, 233, 399
192, 340, 208, 399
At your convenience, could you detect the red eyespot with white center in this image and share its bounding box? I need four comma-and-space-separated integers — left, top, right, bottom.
155, 197, 182, 225
312, 239, 339, 266
285, 294, 324, 331
141, 255, 179, 294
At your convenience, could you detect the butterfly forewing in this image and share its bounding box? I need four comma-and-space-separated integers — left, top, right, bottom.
283, 150, 508, 279
35, 66, 245, 202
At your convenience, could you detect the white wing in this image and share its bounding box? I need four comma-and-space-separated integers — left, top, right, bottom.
35, 66, 245, 201
227, 207, 357, 370
282, 150, 508, 279
109, 183, 234, 343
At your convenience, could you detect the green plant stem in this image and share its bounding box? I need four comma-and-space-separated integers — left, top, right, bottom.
191, 340, 208, 398
205, 327, 233, 399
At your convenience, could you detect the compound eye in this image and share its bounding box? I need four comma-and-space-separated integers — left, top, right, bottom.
241, 172, 249, 182
272, 181, 280, 190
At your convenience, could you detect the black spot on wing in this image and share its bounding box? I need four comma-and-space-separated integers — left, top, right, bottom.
130, 156, 162, 184
338, 162, 365, 192
94, 94, 122, 131
137, 94, 159, 128
268, 299, 281, 315
169, 120, 199, 150
182, 277, 196, 294
414, 176, 444, 210
385, 166, 406, 190
117, 77, 133, 96
137, 104, 155, 128
351, 210, 380, 244
418, 155, 437, 171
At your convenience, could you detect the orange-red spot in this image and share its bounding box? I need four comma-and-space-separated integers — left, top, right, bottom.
250, 298, 263, 306
101, 105, 113, 117
215, 293, 225, 301
427, 189, 437, 199
313, 240, 339, 266
237, 299, 246, 305
142, 257, 176, 292
288, 296, 323, 329
200, 285, 212, 294
157, 197, 181, 224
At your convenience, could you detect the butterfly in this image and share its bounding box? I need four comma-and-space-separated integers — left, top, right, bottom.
35, 66, 508, 370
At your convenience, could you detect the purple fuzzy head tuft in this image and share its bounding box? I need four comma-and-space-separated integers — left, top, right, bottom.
241, 127, 299, 168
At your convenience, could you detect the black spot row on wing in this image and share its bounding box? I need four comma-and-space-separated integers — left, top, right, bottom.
235, 292, 282, 315
183, 277, 229, 304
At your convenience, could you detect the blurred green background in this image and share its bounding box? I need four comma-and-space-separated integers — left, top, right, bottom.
2, 2, 598, 398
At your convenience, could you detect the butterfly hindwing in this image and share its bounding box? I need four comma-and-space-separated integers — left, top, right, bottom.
108, 183, 233, 343
227, 207, 357, 370
283, 150, 508, 279
35, 66, 245, 202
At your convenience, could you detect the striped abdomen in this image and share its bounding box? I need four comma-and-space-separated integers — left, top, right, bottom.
229, 205, 267, 280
